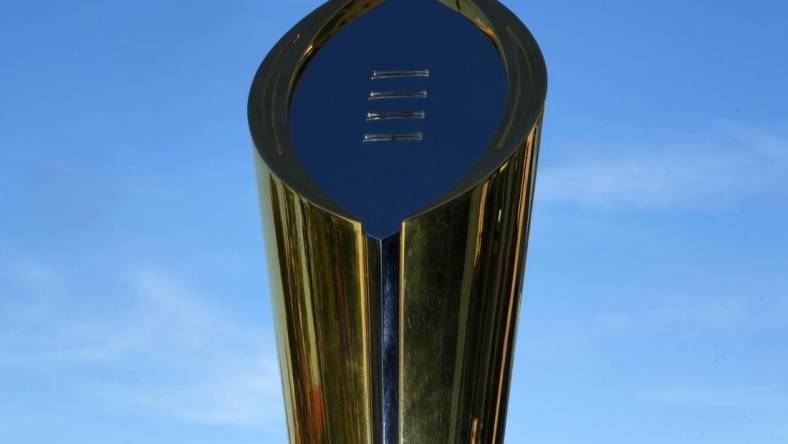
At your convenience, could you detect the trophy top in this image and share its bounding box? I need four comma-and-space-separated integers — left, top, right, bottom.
249, 0, 547, 239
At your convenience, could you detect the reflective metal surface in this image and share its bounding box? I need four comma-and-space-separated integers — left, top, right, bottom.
249, 0, 547, 442
369, 90, 429, 101
399, 122, 542, 443
363, 132, 425, 143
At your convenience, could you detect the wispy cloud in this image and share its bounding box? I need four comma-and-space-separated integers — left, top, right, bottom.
105, 360, 282, 426
638, 386, 779, 409
538, 124, 788, 209
593, 297, 754, 333
0, 265, 283, 428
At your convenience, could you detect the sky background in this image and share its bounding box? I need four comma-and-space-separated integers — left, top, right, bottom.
1, 0, 787, 443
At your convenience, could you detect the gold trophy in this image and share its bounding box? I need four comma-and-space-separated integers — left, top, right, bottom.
249, 0, 546, 442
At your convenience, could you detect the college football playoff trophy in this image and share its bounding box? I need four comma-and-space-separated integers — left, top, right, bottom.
249, 0, 546, 442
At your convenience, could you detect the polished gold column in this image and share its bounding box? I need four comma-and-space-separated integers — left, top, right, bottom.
399, 122, 542, 443
256, 157, 375, 443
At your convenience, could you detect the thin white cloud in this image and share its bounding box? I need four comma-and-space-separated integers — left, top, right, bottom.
638, 386, 777, 409
0, 265, 284, 428
105, 359, 283, 426
593, 297, 754, 333
7, 262, 65, 294
538, 124, 788, 209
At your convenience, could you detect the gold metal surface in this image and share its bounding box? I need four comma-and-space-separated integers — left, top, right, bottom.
399, 121, 542, 443
250, 1, 547, 443
256, 156, 375, 444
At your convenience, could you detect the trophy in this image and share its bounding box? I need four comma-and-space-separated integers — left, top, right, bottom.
249, 0, 546, 442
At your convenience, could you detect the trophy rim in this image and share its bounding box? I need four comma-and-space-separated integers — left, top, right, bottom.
248, 0, 548, 237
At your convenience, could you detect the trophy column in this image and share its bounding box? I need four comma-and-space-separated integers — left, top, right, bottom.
249, 1, 546, 442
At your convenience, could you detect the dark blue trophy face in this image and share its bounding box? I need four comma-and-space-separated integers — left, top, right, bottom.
289, 0, 507, 239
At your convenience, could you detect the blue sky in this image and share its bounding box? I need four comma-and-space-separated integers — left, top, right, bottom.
1, 0, 787, 443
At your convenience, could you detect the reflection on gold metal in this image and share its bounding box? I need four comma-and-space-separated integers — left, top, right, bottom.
399, 123, 542, 443
250, 1, 546, 443
256, 156, 375, 443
